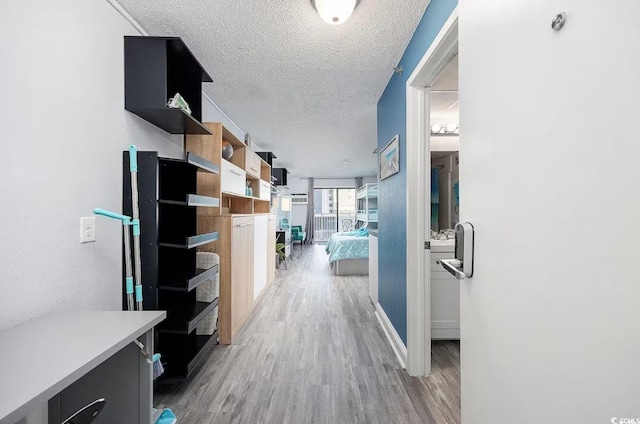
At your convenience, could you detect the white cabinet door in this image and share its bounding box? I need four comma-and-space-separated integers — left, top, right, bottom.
368, 234, 378, 304
253, 215, 268, 300
221, 159, 246, 196
431, 250, 460, 339
245, 150, 261, 179
259, 180, 271, 201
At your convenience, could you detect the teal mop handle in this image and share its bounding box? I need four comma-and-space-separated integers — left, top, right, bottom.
129, 144, 138, 172
93, 208, 136, 311
93, 208, 131, 222
129, 145, 143, 311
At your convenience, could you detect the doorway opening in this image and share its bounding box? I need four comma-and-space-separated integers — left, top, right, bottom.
405, 6, 458, 380
426, 54, 461, 423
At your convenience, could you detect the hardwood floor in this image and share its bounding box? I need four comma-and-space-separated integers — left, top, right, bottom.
155, 244, 460, 424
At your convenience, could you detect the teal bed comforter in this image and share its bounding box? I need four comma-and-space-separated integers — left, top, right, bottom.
325, 230, 369, 263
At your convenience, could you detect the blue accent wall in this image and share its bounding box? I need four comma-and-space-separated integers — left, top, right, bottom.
377, 0, 458, 345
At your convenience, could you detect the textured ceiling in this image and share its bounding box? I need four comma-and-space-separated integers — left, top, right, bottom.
117, 0, 431, 178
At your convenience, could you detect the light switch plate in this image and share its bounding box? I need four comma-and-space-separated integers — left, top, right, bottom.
80, 217, 96, 243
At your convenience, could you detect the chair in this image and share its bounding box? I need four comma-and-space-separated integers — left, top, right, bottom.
280, 218, 290, 229
341, 219, 353, 232
291, 225, 306, 252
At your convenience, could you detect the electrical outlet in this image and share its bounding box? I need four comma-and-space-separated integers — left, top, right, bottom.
81, 217, 96, 243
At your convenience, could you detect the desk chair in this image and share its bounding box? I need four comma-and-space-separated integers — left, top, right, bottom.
291, 225, 306, 252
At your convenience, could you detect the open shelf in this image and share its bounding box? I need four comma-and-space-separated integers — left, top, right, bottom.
158, 264, 218, 292
221, 190, 256, 200
186, 152, 219, 174
221, 126, 244, 147
128, 108, 212, 135
158, 231, 218, 249
157, 330, 219, 380
160, 152, 219, 174
124, 37, 213, 135
254, 199, 271, 214
189, 332, 219, 374
160, 298, 219, 334
159, 194, 220, 208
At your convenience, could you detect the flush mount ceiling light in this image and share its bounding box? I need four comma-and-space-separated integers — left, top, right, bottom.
311, 0, 359, 25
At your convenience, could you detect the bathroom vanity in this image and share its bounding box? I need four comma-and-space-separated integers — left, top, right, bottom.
431, 239, 460, 339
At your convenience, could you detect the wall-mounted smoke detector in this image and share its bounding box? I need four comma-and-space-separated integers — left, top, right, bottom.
311, 0, 359, 25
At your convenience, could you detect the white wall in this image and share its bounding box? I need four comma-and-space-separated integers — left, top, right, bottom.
0, 0, 188, 332
201, 93, 245, 143
431, 135, 459, 152
0, 1, 187, 421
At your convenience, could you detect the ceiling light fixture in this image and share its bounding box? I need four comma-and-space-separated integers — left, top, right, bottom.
311, 0, 358, 25
431, 123, 459, 136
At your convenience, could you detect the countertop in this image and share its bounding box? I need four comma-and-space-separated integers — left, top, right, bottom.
0, 311, 166, 424
431, 239, 455, 252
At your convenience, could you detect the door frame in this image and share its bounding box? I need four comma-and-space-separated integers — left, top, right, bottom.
405, 8, 459, 377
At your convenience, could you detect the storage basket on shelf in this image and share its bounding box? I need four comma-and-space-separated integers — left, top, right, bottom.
195, 252, 220, 335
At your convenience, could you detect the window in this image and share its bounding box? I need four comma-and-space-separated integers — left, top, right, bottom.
313, 188, 356, 241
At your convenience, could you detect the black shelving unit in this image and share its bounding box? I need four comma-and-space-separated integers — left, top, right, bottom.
256, 151, 276, 167
124, 36, 213, 135
123, 151, 221, 380
272, 167, 289, 186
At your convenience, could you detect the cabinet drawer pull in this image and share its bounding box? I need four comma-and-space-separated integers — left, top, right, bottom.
235, 222, 253, 227
229, 169, 243, 176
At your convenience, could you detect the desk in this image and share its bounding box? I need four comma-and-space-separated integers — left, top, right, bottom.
0, 311, 166, 424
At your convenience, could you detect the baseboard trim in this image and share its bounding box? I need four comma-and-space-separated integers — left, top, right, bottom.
431, 328, 460, 340
375, 303, 407, 369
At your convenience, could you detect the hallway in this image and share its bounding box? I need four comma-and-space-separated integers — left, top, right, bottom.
156, 244, 460, 424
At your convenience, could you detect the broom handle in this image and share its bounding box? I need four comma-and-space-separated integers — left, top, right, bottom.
123, 224, 135, 311
93, 208, 135, 311
129, 145, 143, 311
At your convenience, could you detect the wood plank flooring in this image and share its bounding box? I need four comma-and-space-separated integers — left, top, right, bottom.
155, 244, 460, 424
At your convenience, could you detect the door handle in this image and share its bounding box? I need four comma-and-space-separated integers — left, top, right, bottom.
437, 222, 474, 280
437, 259, 466, 280
235, 222, 253, 227
229, 169, 243, 176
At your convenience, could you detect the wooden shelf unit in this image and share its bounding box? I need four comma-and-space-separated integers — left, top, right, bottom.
186, 123, 274, 215
186, 123, 277, 344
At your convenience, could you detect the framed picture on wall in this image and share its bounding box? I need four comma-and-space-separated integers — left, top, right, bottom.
380, 135, 400, 180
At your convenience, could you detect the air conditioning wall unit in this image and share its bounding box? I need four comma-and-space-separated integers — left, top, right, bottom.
291, 193, 308, 205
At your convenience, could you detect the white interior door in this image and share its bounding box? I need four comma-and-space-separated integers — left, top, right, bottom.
460, 1, 640, 422
253, 215, 268, 300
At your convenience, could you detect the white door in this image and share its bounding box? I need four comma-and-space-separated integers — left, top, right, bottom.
460, 1, 640, 422
253, 215, 268, 300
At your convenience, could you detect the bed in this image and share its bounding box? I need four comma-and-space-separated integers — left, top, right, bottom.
325, 230, 369, 275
